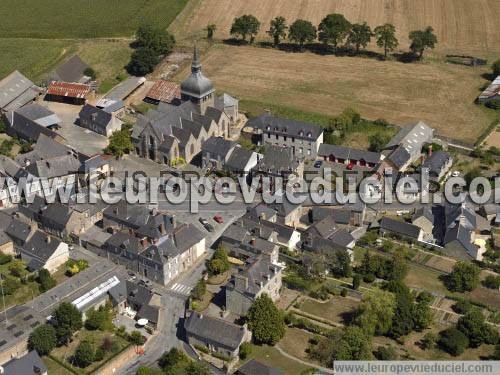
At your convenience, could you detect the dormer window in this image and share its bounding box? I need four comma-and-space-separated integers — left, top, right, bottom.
307, 132, 312, 138
299, 130, 304, 136
266, 125, 271, 131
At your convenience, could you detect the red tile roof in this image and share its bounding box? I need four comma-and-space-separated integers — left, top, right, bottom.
47, 81, 91, 99
146, 80, 180, 103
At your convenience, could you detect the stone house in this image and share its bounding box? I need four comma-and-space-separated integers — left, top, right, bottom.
184, 311, 251, 358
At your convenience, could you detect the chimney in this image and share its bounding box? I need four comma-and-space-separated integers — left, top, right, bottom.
235, 275, 249, 290
151, 207, 158, 216
170, 215, 176, 228
159, 223, 165, 234
46, 236, 51, 244
250, 237, 256, 246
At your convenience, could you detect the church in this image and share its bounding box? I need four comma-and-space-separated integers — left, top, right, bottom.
132, 47, 238, 165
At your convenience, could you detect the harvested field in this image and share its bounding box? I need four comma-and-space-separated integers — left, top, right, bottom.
174, 44, 492, 141
171, 0, 500, 56
484, 126, 500, 148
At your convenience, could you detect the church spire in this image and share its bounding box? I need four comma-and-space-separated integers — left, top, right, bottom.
192, 44, 202, 73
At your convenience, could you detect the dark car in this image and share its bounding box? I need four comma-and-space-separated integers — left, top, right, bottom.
213, 215, 224, 224
313, 160, 323, 168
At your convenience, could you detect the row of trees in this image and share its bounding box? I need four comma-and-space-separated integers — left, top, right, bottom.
228, 14, 437, 59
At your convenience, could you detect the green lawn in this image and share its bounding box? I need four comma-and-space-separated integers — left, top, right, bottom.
0, 0, 188, 38
299, 296, 360, 325
240, 344, 311, 375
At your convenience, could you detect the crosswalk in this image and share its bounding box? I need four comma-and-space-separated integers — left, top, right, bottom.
169, 283, 192, 296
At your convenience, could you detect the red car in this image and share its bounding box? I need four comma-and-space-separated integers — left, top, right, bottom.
213, 215, 224, 224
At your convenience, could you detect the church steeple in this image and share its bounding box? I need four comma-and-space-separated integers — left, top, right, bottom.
192, 45, 202, 73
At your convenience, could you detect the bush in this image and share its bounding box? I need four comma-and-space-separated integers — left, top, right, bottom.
37, 268, 56, 292
340, 288, 348, 297
483, 275, 500, 289
438, 328, 469, 356
374, 345, 398, 360
239, 342, 252, 360
420, 332, 437, 350
0, 252, 12, 265
452, 299, 474, 314
94, 347, 105, 361
74, 340, 95, 368
485, 99, 500, 110
28, 324, 57, 355
363, 273, 375, 283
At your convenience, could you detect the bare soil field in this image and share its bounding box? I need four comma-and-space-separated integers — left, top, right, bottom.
171, 0, 500, 56
484, 126, 500, 148
173, 44, 492, 141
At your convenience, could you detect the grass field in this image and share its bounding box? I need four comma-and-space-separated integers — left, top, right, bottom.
0, 0, 187, 38
300, 296, 360, 325
241, 344, 311, 375
279, 328, 318, 364
173, 44, 494, 141
171, 0, 500, 57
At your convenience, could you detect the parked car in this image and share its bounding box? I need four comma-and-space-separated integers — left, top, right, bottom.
451, 170, 460, 177
213, 215, 224, 224
313, 160, 323, 168
199, 217, 214, 232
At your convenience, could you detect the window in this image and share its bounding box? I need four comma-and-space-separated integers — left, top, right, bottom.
266, 125, 271, 131
299, 130, 304, 136
299, 147, 303, 153
307, 149, 311, 155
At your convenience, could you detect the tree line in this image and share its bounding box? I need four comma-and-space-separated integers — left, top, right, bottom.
219, 13, 437, 60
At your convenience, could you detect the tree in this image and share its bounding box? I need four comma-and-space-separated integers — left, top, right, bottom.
135, 25, 175, 56
207, 246, 230, 275
330, 249, 352, 277
83, 67, 96, 80
28, 324, 57, 355
74, 340, 95, 368
230, 15, 260, 43
483, 275, 500, 289
128, 330, 146, 346
492, 59, 500, 77
127, 47, 160, 76
137, 367, 164, 375
267, 16, 287, 46
191, 278, 206, 301
438, 327, 469, 356
37, 268, 56, 292
207, 24, 217, 40
421, 332, 437, 350
288, 19, 317, 51
413, 298, 433, 331
352, 274, 361, 290
409, 26, 437, 59
374, 24, 398, 58
386, 280, 415, 338
355, 288, 396, 336
318, 13, 352, 50
53, 302, 83, 344
347, 22, 372, 53
368, 133, 389, 152
457, 309, 498, 347
247, 294, 285, 345
85, 304, 114, 331
388, 252, 408, 281
104, 126, 133, 158
186, 362, 210, 375
446, 262, 480, 292
335, 326, 372, 360
374, 345, 398, 360
158, 348, 189, 370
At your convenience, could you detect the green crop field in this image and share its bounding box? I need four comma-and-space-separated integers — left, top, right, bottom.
0, 0, 188, 38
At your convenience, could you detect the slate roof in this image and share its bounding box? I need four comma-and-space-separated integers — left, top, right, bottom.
48, 55, 90, 83
104, 76, 146, 100
96, 98, 125, 113
215, 93, 238, 109
230, 257, 282, 295
184, 311, 247, 351
236, 359, 282, 375
412, 206, 434, 223
79, 104, 117, 132
478, 75, 500, 101
445, 203, 476, 231
248, 112, 323, 140
21, 230, 63, 271
318, 144, 381, 164
255, 145, 301, 174
14, 103, 60, 127
444, 223, 478, 258
26, 153, 81, 178
5, 219, 33, 244
386, 121, 433, 154
226, 147, 256, 172
421, 151, 452, 176
5, 107, 60, 142
2, 350, 47, 375
137, 304, 160, 325
202, 136, 236, 157
180, 47, 215, 99
380, 217, 421, 239
204, 106, 224, 123
388, 146, 411, 169
0, 71, 38, 111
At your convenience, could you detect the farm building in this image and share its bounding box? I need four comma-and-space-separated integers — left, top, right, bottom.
478, 75, 500, 103
47, 54, 92, 84
0, 71, 40, 112
103, 76, 146, 101
46, 81, 91, 105
4, 103, 62, 142
145, 80, 180, 104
